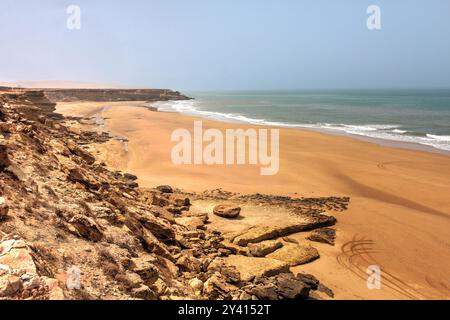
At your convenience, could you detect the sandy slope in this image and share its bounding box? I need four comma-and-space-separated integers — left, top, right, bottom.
56, 101, 450, 300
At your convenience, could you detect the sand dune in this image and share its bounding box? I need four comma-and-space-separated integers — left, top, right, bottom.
56, 101, 450, 300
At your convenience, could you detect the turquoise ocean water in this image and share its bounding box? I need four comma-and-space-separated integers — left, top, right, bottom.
151, 89, 450, 152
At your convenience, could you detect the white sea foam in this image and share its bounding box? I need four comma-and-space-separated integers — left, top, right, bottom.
426, 134, 450, 141
148, 100, 450, 152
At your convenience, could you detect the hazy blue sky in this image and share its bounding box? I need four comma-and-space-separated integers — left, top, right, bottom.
1, 0, 450, 90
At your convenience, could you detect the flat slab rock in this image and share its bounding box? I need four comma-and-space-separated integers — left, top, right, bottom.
232, 215, 336, 246
266, 244, 320, 266
248, 240, 283, 257
223, 255, 290, 282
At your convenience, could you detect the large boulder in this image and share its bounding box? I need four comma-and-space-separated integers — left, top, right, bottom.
266, 244, 319, 266
213, 205, 241, 219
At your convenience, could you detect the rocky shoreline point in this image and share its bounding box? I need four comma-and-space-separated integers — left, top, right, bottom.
0, 88, 349, 300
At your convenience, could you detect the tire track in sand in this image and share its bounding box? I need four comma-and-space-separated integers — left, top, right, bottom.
336, 234, 425, 299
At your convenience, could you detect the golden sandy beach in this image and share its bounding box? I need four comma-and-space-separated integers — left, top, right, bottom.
56, 101, 450, 300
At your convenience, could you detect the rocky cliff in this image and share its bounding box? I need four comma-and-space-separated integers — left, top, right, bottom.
42, 88, 191, 102
0, 86, 191, 103
0, 89, 346, 300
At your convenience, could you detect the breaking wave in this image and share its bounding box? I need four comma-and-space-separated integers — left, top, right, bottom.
149, 100, 450, 152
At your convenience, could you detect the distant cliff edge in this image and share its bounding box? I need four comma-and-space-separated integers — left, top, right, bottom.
0, 86, 192, 103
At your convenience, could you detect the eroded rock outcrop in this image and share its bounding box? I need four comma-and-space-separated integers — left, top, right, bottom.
0, 233, 64, 299
232, 215, 336, 246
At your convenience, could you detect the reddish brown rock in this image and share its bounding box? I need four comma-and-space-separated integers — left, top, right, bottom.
276, 273, 310, 299
68, 215, 103, 242
0, 122, 13, 133
306, 227, 336, 245
156, 185, 173, 193
66, 140, 95, 165
171, 196, 190, 207
233, 216, 336, 246
203, 273, 237, 300
250, 282, 278, 300
67, 167, 100, 190
0, 144, 11, 168
130, 255, 159, 285
0, 234, 64, 300
131, 285, 158, 300
152, 193, 170, 207
213, 205, 241, 219
150, 206, 175, 224
175, 216, 206, 230
248, 240, 283, 257
0, 274, 22, 297
141, 229, 173, 261
0, 197, 8, 220
138, 212, 175, 240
